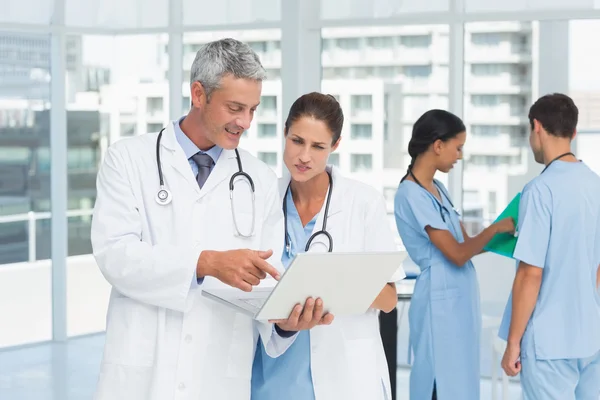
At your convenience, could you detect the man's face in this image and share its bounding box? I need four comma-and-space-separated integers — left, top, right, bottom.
192, 74, 262, 150
529, 119, 544, 164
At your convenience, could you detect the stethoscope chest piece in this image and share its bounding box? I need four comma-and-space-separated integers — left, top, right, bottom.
155, 186, 172, 205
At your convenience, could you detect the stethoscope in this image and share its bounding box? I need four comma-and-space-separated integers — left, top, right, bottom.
154, 127, 256, 237
283, 170, 334, 255
541, 152, 576, 174
407, 169, 456, 224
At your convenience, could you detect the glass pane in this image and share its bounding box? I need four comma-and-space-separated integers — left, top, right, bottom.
183, 0, 280, 26
321, 24, 449, 194
350, 153, 373, 172
350, 123, 373, 139
465, 0, 600, 12
321, 0, 449, 20
328, 153, 340, 167
182, 30, 282, 174
257, 123, 277, 138
462, 21, 535, 387
569, 19, 600, 176
258, 151, 278, 167
65, 0, 168, 29
258, 95, 278, 117
65, 34, 166, 337
0, 0, 54, 25
0, 31, 52, 348
463, 22, 534, 231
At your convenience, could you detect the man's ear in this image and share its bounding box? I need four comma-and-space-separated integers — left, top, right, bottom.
190, 81, 207, 109
533, 119, 543, 136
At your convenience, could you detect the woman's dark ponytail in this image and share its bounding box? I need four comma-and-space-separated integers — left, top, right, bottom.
400, 156, 415, 183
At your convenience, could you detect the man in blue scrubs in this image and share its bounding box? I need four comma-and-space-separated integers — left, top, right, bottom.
499, 93, 600, 399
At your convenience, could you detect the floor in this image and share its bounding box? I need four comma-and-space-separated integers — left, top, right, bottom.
0, 334, 523, 400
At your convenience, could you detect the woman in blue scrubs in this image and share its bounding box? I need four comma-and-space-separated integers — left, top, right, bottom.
393, 109, 515, 400
251, 92, 405, 400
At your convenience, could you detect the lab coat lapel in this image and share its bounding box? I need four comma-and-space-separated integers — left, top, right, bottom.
159, 123, 201, 195
198, 149, 237, 198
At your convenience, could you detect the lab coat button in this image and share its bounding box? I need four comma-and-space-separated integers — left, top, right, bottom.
178, 383, 186, 391
185, 334, 192, 343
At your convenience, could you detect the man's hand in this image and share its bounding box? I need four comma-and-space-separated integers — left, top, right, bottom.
501, 342, 522, 377
197, 249, 281, 292
270, 297, 334, 332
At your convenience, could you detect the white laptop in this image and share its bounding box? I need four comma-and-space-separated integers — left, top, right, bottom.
201, 251, 407, 321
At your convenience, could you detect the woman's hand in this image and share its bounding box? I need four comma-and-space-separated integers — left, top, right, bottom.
493, 217, 516, 235
271, 297, 335, 333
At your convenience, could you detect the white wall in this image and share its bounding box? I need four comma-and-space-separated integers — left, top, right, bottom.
0, 256, 111, 348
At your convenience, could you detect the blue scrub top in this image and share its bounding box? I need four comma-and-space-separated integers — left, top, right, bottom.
499, 160, 600, 360
251, 189, 317, 400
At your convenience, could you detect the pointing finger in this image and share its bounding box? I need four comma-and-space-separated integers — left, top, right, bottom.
254, 257, 281, 281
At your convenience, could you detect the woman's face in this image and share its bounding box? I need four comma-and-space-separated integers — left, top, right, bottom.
435, 131, 466, 173
283, 116, 339, 183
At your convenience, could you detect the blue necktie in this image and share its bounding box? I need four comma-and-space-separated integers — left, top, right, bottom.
190, 152, 214, 189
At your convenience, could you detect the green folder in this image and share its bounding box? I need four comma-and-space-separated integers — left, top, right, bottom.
483, 192, 521, 259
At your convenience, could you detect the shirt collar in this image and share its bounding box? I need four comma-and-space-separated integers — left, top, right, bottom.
173, 117, 223, 163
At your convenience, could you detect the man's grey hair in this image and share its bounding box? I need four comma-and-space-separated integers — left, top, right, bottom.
189, 38, 266, 100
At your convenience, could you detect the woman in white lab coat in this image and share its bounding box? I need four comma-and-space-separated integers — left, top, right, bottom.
251, 92, 406, 400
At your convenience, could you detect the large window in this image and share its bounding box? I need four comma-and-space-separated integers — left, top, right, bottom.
1, 6, 599, 400
320, 0, 450, 20
183, 0, 281, 26
462, 22, 534, 234
0, 31, 52, 348
569, 20, 600, 176
321, 24, 450, 197
461, 21, 536, 385
65, 34, 167, 337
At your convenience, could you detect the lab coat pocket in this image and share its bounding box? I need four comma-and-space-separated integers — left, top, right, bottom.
103, 296, 158, 367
